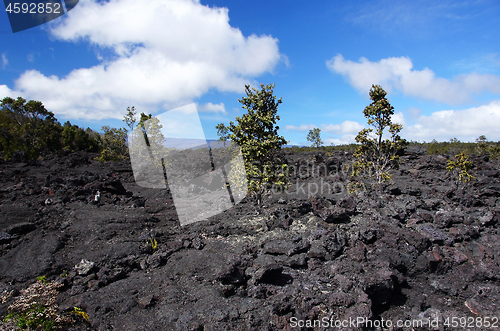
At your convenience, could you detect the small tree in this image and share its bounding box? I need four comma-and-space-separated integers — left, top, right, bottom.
307, 128, 323, 148
216, 83, 289, 206
352, 84, 407, 184
123, 106, 137, 132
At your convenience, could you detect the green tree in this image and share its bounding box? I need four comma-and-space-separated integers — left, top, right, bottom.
62, 121, 99, 152
62, 121, 77, 151
216, 83, 289, 206
123, 106, 137, 132
307, 128, 323, 148
352, 85, 407, 184
0, 96, 62, 159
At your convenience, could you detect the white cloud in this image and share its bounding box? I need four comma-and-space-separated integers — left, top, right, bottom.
325, 134, 357, 146
198, 102, 226, 114
0, 85, 16, 98
8, 0, 284, 120
405, 100, 500, 142
391, 112, 406, 127
327, 54, 500, 105
284, 124, 317, 131
321, 120, 363, 135
1, 54, 7, 69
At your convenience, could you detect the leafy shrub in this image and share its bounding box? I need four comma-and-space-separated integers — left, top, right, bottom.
447, 152, 474, 183
71, 307, 89, 321
95, 126, 128, 162
216, 83, 290, 206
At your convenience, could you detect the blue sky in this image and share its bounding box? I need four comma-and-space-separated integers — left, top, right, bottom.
1, 0, 500, 146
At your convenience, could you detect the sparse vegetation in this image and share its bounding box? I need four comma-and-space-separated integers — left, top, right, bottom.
475, 135, 500, 159
36, 275, 48, 284
1, 95, 498, 167
71, 307, 89, 321
1, 278, 75, 330
447, 151, 475, 183
351, 84, 407, 184
150, 238, 158, 251
123, 106, 137, 132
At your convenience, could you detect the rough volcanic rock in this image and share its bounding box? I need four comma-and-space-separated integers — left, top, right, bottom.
0, 150, 499, 330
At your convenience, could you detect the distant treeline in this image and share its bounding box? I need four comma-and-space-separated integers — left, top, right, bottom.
2, 96, 499, 162
284, 137, 500, 158
0, 97, 128, 162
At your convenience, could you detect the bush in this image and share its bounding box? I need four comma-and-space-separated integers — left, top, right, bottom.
216, 83, 289, 206
95, 126, 128, 162
447, 152, 474, 183
475, 135, 500, 159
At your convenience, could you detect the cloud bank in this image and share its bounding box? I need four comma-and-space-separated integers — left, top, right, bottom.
3, 0, 284, 120
406, 100, 500, 142
327, 54, 500, 104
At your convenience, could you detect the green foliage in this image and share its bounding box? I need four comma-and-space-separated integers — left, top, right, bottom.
123, 106, 137, 132
61, 121, 99, 152
283, 143, 359, 154
71, 307, 89, 321
95, 126, 128, 162
150, 238, 158, 251
306, 128, 323, 148
423, 136, 500, 157
1, 278, 75, 330
37, 275, 48, 284
447, 152, 475, 183
0, 96, 63, 159
216, 83, 290, 206
352, 85, 407, 184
